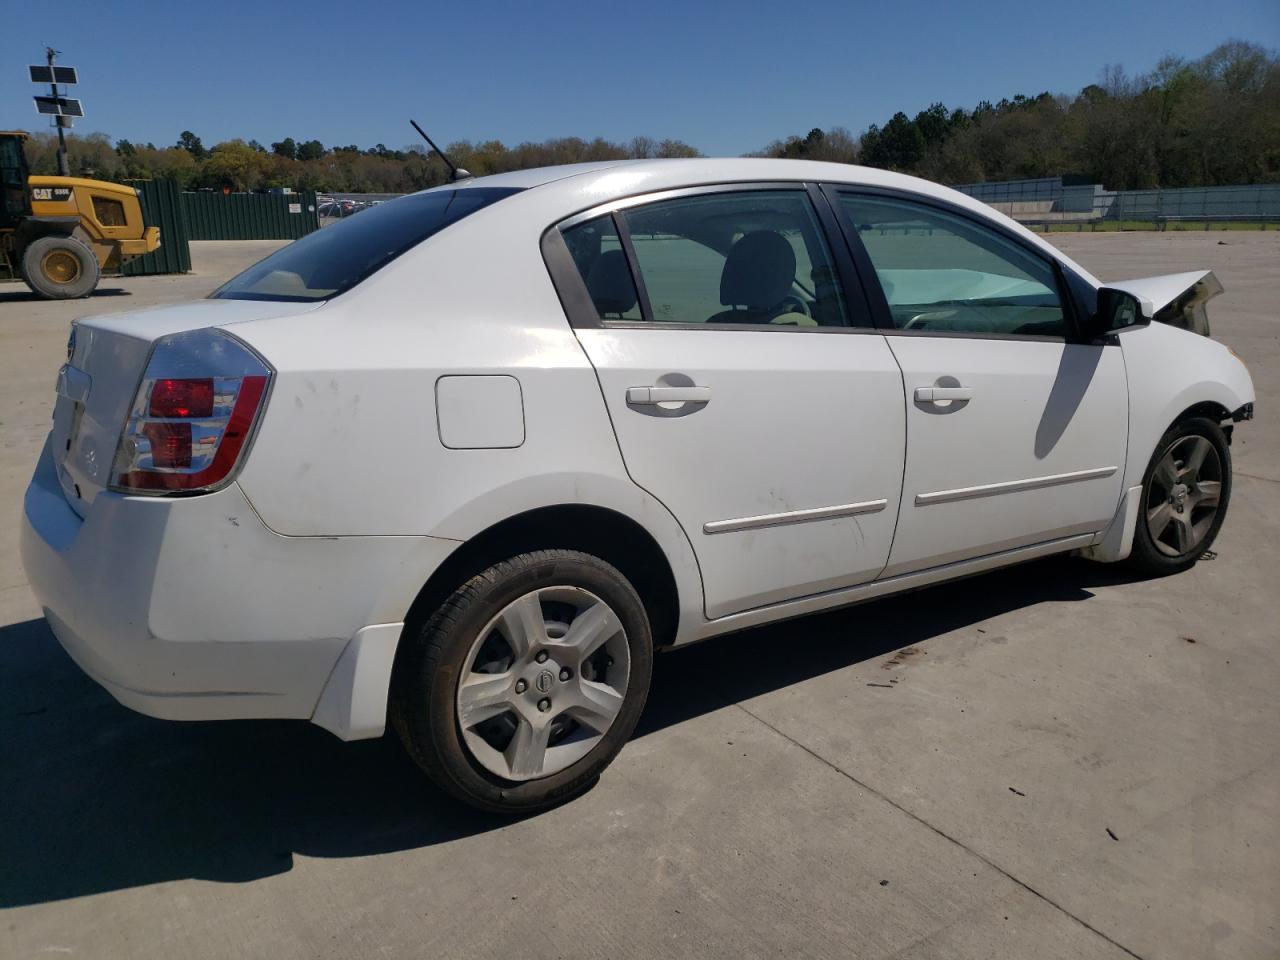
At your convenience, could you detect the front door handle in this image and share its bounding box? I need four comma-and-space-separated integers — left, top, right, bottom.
915, 385, 973, 403
627, 386, 711, 405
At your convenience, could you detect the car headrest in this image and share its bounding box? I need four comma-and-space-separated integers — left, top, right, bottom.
586, 249, 637, 316
720, 231, 796, 309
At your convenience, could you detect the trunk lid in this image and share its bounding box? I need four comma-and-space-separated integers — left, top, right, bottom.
51, 299, 319, 516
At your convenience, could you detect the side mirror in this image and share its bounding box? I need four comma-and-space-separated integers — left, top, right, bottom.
1086, 288, 1150, 340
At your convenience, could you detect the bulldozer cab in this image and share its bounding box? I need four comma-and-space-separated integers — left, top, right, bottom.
0, 132, 33, 230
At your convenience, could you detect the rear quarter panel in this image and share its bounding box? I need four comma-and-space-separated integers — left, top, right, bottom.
228, 187, 706, 639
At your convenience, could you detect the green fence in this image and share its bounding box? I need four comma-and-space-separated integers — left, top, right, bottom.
119, 183, 320, 275
121, 178, 192, 276
181, 190, 320, 240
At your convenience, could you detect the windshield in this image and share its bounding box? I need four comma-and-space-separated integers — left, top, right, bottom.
212, 186, 523, 302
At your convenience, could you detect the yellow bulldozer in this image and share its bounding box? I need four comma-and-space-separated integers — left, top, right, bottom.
1, 130, 160, 299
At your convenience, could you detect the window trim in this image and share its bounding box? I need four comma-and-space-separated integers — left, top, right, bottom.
820, 184, 1093, 344
610, 210, 654, 324
805, 183, 878, 330
541, 181, 878, 333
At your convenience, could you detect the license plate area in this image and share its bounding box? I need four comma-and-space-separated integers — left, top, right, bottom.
52, 365, 92, 502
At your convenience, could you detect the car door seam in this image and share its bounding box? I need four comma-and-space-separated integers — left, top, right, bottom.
879, 333, 911, 582
567, 330, 711, 619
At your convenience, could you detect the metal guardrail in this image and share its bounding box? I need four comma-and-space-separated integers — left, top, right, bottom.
1154, 214, 1280, 230
954, 177, 1064, 204
958, 178, 1280, 230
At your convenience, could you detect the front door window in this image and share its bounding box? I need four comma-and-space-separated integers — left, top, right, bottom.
839, 194, 1069, 338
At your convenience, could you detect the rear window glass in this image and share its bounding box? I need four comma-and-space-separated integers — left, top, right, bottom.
212, 187, 522, 302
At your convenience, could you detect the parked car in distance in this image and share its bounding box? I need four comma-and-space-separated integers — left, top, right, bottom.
22, 159, 1255, 812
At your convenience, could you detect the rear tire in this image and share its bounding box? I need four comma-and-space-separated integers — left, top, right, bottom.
1125, 416, 1231, 577
391, 549, 653, 814
21, 235, 100, 300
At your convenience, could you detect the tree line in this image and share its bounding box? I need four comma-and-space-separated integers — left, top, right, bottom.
20, 128, 700, 194
761, 40, 1279, 188
19, 40, 1278, 193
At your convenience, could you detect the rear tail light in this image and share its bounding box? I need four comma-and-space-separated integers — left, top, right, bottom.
150, 377, 215, 418
110, 329, 273, 494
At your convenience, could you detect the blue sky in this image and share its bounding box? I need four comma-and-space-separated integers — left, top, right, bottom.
2, 0, 1277, 156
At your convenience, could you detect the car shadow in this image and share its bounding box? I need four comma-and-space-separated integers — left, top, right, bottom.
0, 286, 131, 304
1035, 343, 1104, 459
0, 555, 1143, 907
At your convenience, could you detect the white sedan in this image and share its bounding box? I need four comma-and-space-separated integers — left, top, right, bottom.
21, 159, 1255, 812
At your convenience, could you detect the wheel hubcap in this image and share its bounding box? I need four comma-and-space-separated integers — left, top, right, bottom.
455, 586, 630, 782
1145, 435, 1223, 558
42, 250, 81, 285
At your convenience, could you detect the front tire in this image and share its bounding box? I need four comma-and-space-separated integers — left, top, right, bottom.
1126, 416, 1231, 576
391, 550, 653, 814
21, 235, 100, 300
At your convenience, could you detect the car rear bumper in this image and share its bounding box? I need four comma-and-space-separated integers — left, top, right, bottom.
20, 439, 455, 736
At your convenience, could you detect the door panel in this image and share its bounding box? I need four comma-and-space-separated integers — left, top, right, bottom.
577, 327, 906, 618
882, 336, 1127, 576
827, 188, 1129, 576
555, 186, 906, 620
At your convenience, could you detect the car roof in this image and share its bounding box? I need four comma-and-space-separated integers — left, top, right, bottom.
448, 157, 959, 198
426, 158, 1101, 286
433, 161, 639, 191
433, 157, 960, 197
444, 157, 1028, 229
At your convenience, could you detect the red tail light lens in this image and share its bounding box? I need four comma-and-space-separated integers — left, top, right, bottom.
150, 378, 214, 418
142, 421, 194, 468
110, 330, 273, 495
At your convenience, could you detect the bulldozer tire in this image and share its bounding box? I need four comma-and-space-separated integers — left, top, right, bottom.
22, 235, 100, 300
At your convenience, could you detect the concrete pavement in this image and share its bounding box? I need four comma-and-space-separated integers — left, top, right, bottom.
1, 234, 1277, 959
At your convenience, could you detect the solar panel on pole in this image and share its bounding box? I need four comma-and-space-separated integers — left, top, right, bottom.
29, 65, 78, 84
33, 96, 84, 117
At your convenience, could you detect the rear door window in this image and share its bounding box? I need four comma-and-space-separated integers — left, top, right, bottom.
624, 190, 849, 327
561, 189, 855, 328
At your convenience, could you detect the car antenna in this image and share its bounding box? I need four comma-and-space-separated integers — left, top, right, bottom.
410, 119, 471, 182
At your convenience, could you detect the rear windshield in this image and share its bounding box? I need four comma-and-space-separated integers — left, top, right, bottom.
212, 186, 522, 302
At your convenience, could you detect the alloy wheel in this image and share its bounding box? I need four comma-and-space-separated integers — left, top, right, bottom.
455, 586, 631, 781
1145, 435, 1222, 558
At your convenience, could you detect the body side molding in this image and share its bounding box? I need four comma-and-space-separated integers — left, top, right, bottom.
703, 498, 888, 535
915, 466, 1118, 506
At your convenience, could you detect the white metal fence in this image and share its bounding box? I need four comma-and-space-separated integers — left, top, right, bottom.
955, 178, 1280, 228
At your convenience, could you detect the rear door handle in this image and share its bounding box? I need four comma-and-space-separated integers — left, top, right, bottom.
627, 386, 711, 405
915, 386, 973, 403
